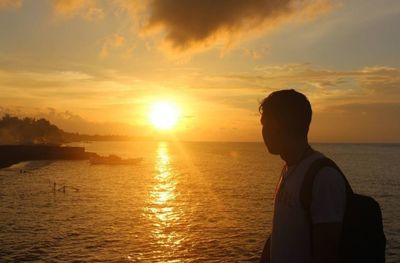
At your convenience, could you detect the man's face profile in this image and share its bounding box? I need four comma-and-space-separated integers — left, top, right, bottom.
261, 114, 284, 155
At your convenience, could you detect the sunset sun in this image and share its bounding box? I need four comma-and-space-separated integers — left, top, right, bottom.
149, 101, 180, 130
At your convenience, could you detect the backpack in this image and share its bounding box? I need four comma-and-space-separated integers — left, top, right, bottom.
300, 157, 386, 263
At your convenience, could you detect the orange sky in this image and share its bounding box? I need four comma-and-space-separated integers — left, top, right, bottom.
0, 0, 400, 142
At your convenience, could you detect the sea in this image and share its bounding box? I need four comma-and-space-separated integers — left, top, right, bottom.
0, 142, 399, 262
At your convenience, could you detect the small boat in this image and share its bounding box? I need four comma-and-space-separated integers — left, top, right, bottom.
89, 154, 142, 165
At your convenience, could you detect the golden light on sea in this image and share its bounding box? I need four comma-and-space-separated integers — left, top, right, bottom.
144, 142, 184, 256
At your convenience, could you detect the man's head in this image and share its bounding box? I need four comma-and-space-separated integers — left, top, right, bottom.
259, 89, 312, 154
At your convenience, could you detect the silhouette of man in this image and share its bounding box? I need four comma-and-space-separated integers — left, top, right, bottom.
259, 89, 346, 263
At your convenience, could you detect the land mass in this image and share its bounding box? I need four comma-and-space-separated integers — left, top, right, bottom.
0, 114, 150, 145
0, 115, 146, 168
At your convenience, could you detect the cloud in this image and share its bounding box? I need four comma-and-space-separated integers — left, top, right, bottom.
53, 0, 104, 20
82, 7, 104, 21
99, 34, 133, 58
0, 69, 114, 108
359, 66, 400, 95
186, 63, 400, 118
0, 69, 93, 88
311, 102, 400, 143
53, 0, 90, 15
136, 0, 332, 54
22, 0, 332, 56
242, 46, 269, 60
215, 63, 400, 142
0, 0, 22, 9
220, 64, 400, 95
36, 108, 147, 135
100, 34, 125, 57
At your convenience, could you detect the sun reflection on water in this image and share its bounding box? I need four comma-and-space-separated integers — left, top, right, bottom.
143, 142, 184, 261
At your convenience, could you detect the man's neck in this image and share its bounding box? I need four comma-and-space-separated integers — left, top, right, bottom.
280, 141, 313, 166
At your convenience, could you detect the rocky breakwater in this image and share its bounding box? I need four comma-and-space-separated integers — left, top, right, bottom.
0, 145, 96, 169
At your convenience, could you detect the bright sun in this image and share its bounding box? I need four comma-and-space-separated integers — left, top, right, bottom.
148, 101, 180, 130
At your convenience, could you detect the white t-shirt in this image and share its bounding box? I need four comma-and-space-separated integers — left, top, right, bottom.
270, 151, 347, 263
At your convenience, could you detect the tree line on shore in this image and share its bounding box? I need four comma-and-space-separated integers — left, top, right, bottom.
0, 115, 146, 145
0, 115, 63, 145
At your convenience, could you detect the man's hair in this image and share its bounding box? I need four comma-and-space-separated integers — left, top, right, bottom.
259, 89, 312, 138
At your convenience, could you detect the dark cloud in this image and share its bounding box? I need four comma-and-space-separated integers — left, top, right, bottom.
142, 0, 331, 52
3, 1, 331, 54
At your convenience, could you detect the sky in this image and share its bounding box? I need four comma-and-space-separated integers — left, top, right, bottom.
0, 0, 400, 142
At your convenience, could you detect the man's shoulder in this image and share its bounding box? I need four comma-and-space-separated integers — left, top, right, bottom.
310, 156, 347, 224
309, 153, 346, 187
306, 150, 325, 163
315, 166, 345, 186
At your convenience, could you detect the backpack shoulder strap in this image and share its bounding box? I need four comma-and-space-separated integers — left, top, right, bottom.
300, 157, 353, 212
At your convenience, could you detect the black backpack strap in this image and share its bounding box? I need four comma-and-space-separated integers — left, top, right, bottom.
300, 157, 353, 212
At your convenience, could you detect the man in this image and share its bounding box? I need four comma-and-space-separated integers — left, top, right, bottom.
259, 89, 347, 263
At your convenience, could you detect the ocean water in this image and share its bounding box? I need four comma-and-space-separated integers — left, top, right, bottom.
0, 142, 399, 262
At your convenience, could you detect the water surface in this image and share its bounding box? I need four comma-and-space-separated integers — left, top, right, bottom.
0, 142, 399, 262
